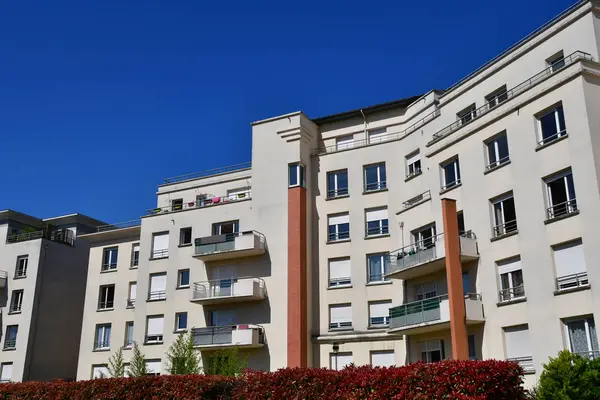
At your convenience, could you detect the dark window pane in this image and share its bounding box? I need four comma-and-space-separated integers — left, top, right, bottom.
289, 165, 298, 187
540, 111, 558, 140
497, 136, 509, 160
337, 172, 348, 194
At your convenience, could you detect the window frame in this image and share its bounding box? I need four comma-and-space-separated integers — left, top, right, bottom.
327, 213, 350, 242
177, 269, 190, 289
101, 247, 119, 272
536, 104, 567, 146
563, 316, 598, 358
440, 156, 461, 190
484, 132, 510, 170
485, 85, 508, 109
124, 321, 134, 349
175, 312, 188, 332
367, 253, 390, 283
9, 290, 23, 314
212, 220, 239, 236
288, 163, 306, 188
179, 227, 192, 246
328, 258, 351, 288
457, 104, 477, 125
145, 315, 165, 344
547, 51, 566, 73
491, 193, 517, 237
151, 232, 169, 259
497, 257, 525, 302
326, 169, 349, 199
14, 255, 28, 278
368, 300, 392, 327
406, 150, 422, 178
148, 273, 167, 301
363, 163, 387, 192
544, 169, 577, 220
329, 303, 353, 330
420, 339, 445, 363
98, 285, 115, 310
131, 243, 140, 268
365, 207, 389, 237
4, 325, 18, 350
94, 323, 111, 350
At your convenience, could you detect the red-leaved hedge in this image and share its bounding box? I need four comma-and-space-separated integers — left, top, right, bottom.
0, 360, 525, 399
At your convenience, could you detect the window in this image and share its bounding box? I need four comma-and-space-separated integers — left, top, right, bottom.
406, 151, 422, 178
124, 321, 134, 348
151, 232, 169, 259
547, 51, 565, 72
212, 220, 239, 235
491, 193, 517, 237
367, 253, 390, 283
330, 352, 352, 370
196, 194, 209, 207
98, 285, 115, 310
146, 316, 164, 344
102, 247, 118, 271
175, 312, 188, 332
9, 290, 23, 313
227, 187, 250, 201
145, 359, 162, 376
0, 363, 13, 382
288, 163, 305, 188
369, 301, 391, 327
415, 282, 438, 300
457, 211, 465, 234
131, 243, 140, 268
421, 339, 445, 363
364, 163, 386, 192
537, 104, 566, 145
209, 309, 235, 326
179, 227, 192, 246
328, 258, 351, 287
485, 85, 508, 108
370, 351, 394, 367
545, 169, 577, 219
3, 326, 17, 350
504, 325, 534, 372
368, 128, 387, 144
365, 207, 388, 237
329, 304, 352, 330
412, 224, 436, 249
327, 170, 348, 198
440, 157, 461, 190
91, 365, 109, 379
14, 255, 27, 278
171, 198, 183, 211
328, 213, 350, 242
485, 133, 509, 170
553, 239, 588, 290
457, 104, 476, 125
468, 335, 477, 360
497, 257, 525, 302
127, 282, 137, 308
94, 324, 111, 350
564, 317, 599, 359
336, 135, 354, 151
177, 269, 190, 288
148, 273, 167, 301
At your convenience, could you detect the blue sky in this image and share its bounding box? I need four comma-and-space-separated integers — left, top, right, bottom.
0, 0, 577, 224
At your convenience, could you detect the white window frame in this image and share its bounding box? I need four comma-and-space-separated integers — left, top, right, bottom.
127, 282, 136, 308
412, 224, 436, 249
504, 325, 534, 372
545, 170, 577, 219
368, 128, 388, 144
98, 285, 115, 310
175, 312, 188, 332
365, 207, 388, 237
420, 339, 445, 363
0, 362, 13, 382
485, 133, 509, 170
564, 317, 598, 358
330, 352, 353, 370
94, 324, 111, 350
179, 227, 192, 246
363, 163, 386, 192
15, 255, 28, 278
124, 321, 134, 348
497, 257, 525, 302
406, 151, 422, 178
537, 104, 566, 145
547, 51, 566, 72
145, 359, 162, 376
151, 232, 169, 259
370, 351, 395, 367
9, 290, 23, 314
329, 304, 352, 330
369, 301, 391, 327
327, 169, 349, 198
336, 135, 354, 151
328, 213, 350, 242
440, 157, 461, 190
457, 104, 477, 125
485, 85, 508, 108
227, 186, 251, 201
4, 326, 17, 350
328, 258, 351, 287
553, 239, 588, 290
91, 364, 109, 379
131, 243, 140, 268
367, 253, 389, 283
102, 247, 118, 271
148, 273, 167, 301
177, 269, 190, 288
491, 193, 517, 237
288, 163, 306, 188
146, 316, 165, 344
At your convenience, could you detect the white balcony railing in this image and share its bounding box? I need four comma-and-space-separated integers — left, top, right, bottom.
191, 278, 266, 303
148, 190, 251, 216
556, 272, 589, 291
507, 356, 535, 373
547, 199, 578, 220
498, 286, 525, 303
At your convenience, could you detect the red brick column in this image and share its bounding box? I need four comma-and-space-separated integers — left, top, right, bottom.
441, 198, 469, 360
287, 186, 307, 367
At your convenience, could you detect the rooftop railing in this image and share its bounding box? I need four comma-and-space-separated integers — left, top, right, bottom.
314, 108, 441, 155
6, 229, 75, 246
163, 162, 252, 185
429, 51, 593, 144
147, 190, 251, 216
96, 220, 141, 232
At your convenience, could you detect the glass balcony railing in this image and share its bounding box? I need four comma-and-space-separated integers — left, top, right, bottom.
194, 231, 266, 261
191, 325, 265, 349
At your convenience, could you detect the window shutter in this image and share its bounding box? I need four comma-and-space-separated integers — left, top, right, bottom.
1, 364, 13, 381
366, 208, 388, 222
133, 244, 140, 253
329, 259, 351, 280
369, 301, 391, 318
330, 353, 353, 370
371, 351, 395, 367
407, 152, 421, 165
146, 360, 162, 375
497, 258, 522, 275
336, 135, 354, 150
150, 275, 167, 292
554, 240, 586, 278
330, 305, 352, 324
368, 128, 387, 143
147, 317, 164, 336
152, 233, 169, 252
129, 283, 137, 300
329, 214, 349, 225
505, 326, 531, 359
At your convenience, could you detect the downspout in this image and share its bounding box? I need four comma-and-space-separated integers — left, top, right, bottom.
360, 109, 367, 137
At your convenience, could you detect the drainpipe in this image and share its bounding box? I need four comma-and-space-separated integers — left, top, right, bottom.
360, 109, 367, 137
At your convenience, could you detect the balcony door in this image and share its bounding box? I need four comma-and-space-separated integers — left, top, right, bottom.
211, 266, 235, 297
210, 309, 235, 327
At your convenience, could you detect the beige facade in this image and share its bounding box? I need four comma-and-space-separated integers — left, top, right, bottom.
76, 0, 600, 387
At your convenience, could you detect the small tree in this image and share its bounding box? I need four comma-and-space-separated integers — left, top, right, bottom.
107, 346, 126, 378
203, 346, 246, 376
128, 342, 147, 377
537, 350, 600, 400
166, 331, 200, 375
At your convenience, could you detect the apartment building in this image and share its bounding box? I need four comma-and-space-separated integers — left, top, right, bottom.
76, 0, 600, 386
0, 210, 104, 382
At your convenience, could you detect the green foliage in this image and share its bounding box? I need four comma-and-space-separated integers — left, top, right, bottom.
128, 342, 147, 377
537, 350, 600, 400
203, 346, 247, 376
166, 332, 201, 375
107, 346, 125, 378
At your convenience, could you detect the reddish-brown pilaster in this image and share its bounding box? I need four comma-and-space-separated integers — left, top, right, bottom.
287, 186, 307, 367
441, 198, 469, 360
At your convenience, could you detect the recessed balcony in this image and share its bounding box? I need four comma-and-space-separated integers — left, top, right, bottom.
190, 278, 266, 305
386, 232, 478, 280
388, 294, 485, 335
192, 325, 265, 350
193, 231, 266, 261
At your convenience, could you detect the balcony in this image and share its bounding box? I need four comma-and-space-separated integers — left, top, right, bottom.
163, 162, 251, 185
386, 232, 479, 280
556, 272, 589, 292
0, 271, 6, 289
388, 294, 485, 335
191, 325, 265, 350
194, 231, 266, 261
147, 189, 251, 216
6, 228, 75, 246
191, 278, 266, 305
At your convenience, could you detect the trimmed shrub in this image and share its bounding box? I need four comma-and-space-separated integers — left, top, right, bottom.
0, 360, 525, 400
536, 350, 600, 400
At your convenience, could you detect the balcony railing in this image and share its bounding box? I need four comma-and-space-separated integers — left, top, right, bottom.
96, 220, 141, 232
430, 51, 593, 144
556, 272, 589, 291
147, 190, 251, 216
145, 334, 164, 344
191, 277, 266, 302
329, 321, 352, 330
547, 199, 578, 220
151, 249, 169, 259
192, 325, 265, 348
366, 225, 389, 237
93, 341, 110, 350
402, 190, 431, 210
163, 162, 251, 184
8, 304, 21, 313
364, 181, 387, 192
126, 299, 135, 308
574, 350, 600, 360
101, 263, 117, 272
3, 339, 16, 350
486, 156, 510, 171
387, 233, 443, 275
390, 294, 448, 329
6, 228, 75, 246
498, 286, 525, 303
327, 188, 349, 199
537, 129, 567, 147
314, 108, 441, 155
148, 291, 167, 301
98, 301, 114, 310
194, 231, 266, 260
507, 356, 535, 373
492, 220, 518, 238
328, 277, 351, 287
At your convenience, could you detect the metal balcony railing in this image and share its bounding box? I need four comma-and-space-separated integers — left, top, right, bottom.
498, 286, 525, 303
507, 356, 535, 373
98, 301, 114, 310
101, 263, 117, 272
8, 304, 21, 313
429, 51, 593, 144
402, 190, 431, 210
314, 108, 441, 155
327, 188, 349, 199
14, 267, 26, 278
441, 178, 461, 191
96, 220, 141, 232
148, 291, 166, 301
364, 181, 387, 192
390, 294, 447, 329
194, 231, 265, 256
329, 277, 351, 287
3, 339, 16, 350
492, 220, 518, 238
163, 162, 251, 184
6, 230, 43, 243
192, 277, 265, 301
145, 334, 163, 344
126, 299, 136, 308
6, 229, 75, 246
547, 199, 578, 220
537, 129, 567, 147
328, 230, 350, 242
151, 249, 169, 259
148, 190, 252, 216
329, 321, 352, 330
486, 156, 510, 171
387, 233, 443, 275
366, 225, 389, 237
556, 272, 588, 291
93, 340, 110, 350
369, 316, 390, 327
